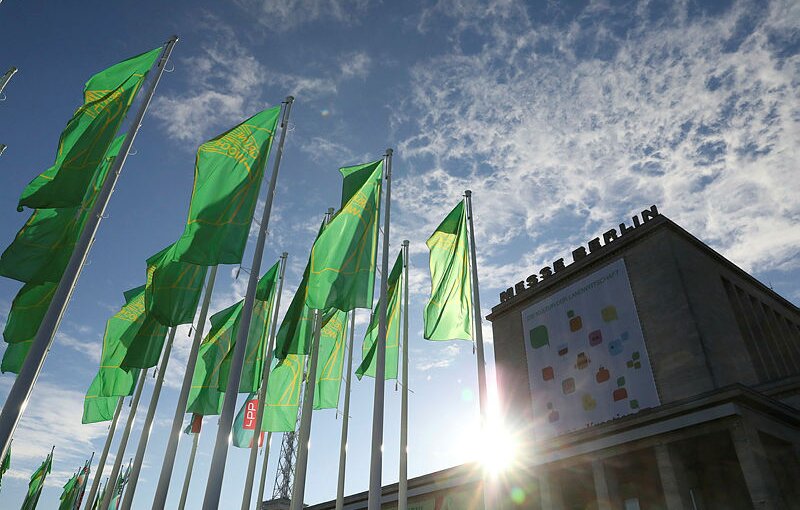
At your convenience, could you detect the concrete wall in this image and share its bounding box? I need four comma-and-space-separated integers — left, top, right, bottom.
489, 218, 800, 432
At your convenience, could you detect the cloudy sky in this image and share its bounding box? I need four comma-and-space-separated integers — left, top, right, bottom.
0, 0, 798, 507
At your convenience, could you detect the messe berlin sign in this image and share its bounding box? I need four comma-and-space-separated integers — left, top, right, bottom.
521, 258, 660, 440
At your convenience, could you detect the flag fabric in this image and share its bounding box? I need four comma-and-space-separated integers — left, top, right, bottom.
357, 252, 403, 380
1, 136, 125, 284
186, 262, 280, 414
186, 302, 241, 416
117, 287, 170, 370
21, 450, 52, 510
232, 393, 265, 448
218, 261, 280, 393
92, 480, 106, 510
108, 464, 130, 510
89, 286, 161, 399
74, 462, 91, 510
1, 282, 56, 374
144, 243, 208, 327
423, 201, 472, 341
0, 446, 9, 490
82, 375, 123, 424
274, 221, 325, 359
3, 282, 56, 344
183, 413, 202, 435
313, 309, 348, 409
305, 159, 382, 311
172, 107, 281, 265
58, 472, 80, 510
18, 48, 160, 211
262, 354, 305, 432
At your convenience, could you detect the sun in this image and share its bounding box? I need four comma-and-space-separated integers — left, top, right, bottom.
476, 415, 518, 477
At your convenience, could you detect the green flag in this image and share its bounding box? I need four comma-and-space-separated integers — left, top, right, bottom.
58, 472, 80, 510
172, 107, 281, 265
3, 282, 55, 345
0, 446, 10, 490
313, 309, 348, 409
305, 160, 382, 311
274, 221, 325, 359
423, 201, 472, 341
21, 450, 52, 510
262, 354, 304, 432
217, 298, 270, 394
186, 302, 241, 415
108, 464, 130, 510
144, 243, 208, 326
18, 48, 161, 210
356, 252, 403, 380
0, 136, 125, 284
82, 374, 125, 424
73, 462, 91, 510
91, 287, 158, 398
232, 393, 265, 448
1, 342, 30, 374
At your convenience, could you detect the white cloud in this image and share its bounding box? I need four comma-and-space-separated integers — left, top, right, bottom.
339, 52, 372, 80
56, 331, 102, 363
233, 0, 371, 31
394, 0, 800, 295
414, 342, 464, 371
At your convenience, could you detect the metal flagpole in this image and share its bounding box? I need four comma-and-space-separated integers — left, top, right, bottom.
0, 66, 17, 96
120, 326, 177, 510
202, 96, 294, 510
242, 252, 288, 510
464, 190, 496, 508
367, 148, 393, 510
100, 369, 148, 510
398, 240, 410, 510
177, 426, 200, 510
84, 397, 124, 510
0, 36, 179, 461
151, 265, 218, 508
464, 191, 489, 424
255, 431, 273, 509
288, 310, 322, 510
289, 208, 333, 510
334, 310, 357, 510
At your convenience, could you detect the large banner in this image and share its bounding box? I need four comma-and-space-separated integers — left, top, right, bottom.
521, 258, 659, 440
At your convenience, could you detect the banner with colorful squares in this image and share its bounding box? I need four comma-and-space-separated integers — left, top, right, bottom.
520, 258, 660, 441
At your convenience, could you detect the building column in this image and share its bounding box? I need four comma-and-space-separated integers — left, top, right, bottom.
539, 469, 565, 510
654, 443, 688, 510
591, 460, 614, 510
730, 420, 785, 510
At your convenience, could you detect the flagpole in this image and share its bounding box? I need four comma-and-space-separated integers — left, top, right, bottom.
99, 369, 148, 510
152, 265, 218, 508
242, 252, 288, 510
289, 208, 333, 510
203, 95, 294, 510
177, 427, 200, 510
84, 397, 124, 510
334, 310, 357, 510
255, 431, 273, 509
464, 190, 498, 509
398, 239, 410, 510
289, 309, 323, 510
120, 326, 177, 510
0, 36, 179, 461
367, 148, 393, 510
0, 66, 17, 96
77, 452, 95, 509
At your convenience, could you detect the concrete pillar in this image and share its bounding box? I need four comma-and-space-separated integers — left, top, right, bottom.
730, 421, 785, 510
539, 469, 565, 510
654, 444, 686, 510
591, 460, 613, 510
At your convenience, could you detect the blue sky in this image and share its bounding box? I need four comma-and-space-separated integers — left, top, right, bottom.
0, 0, 798, 508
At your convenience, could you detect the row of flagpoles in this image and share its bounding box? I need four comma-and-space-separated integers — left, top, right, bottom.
0, 34, 494, 510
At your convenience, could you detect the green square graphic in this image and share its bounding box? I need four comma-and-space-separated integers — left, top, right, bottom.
529, 325, 549, 349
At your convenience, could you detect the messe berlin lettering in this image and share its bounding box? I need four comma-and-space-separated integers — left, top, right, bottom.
500, 205, 659, 303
